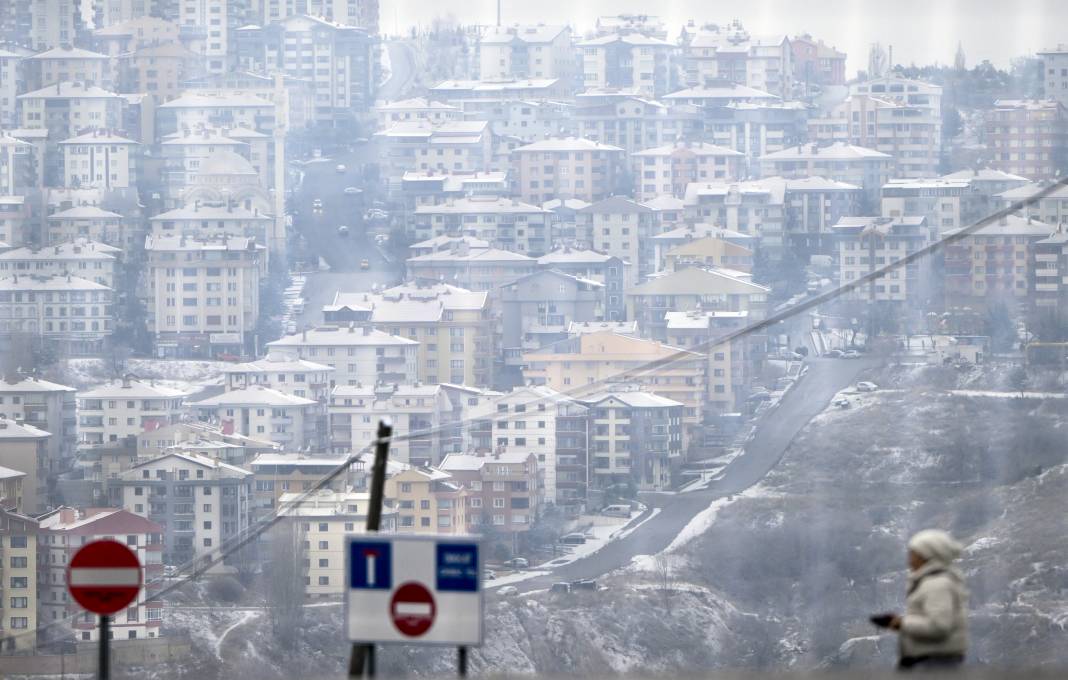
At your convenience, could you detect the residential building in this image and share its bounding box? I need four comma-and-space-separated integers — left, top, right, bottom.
28, 0, 83, 51
411, 197, 552, 255
250, 453, 354, 517
222, 353, 335, 401
759, 142, 894, 208
0, 133, 37, 196
324, 282, 493, 386
478, 24, 573, 81
571, 95, 704, 158
661, 235, 754, 273
575, 196, 657, 285
0, 417, 49, 514
682, 179, 787, 252
633, 141, 744, 201
681, 21, 793, 97
374, 121, 493, 184
0, 197, 30, 248
536, 248, 629, 321
985, 99, 1068, 181
17, 82, 126, 139
143, 235, 266, 358
941, 168, 1029, 222
37, 507, 163, 641
578, 389, 683, 492
267, 326, 420, 387
148, 203, 273, 245
0, 375, 76, 483
375, 97, 462, 127
329, 383, 452, 465
996, 182, 1068, 226
881, 178, 980, 239
1039, 45, 1068, 107
511, 137, 625, 205
137, 421, 280, 466
832, 216, 930, 304
703, 101, 809, 174
1032, 228, 1068, 315
383, 467, 467, 534
24, 46, 112, 91
0, 507, 38, 651
190, 385, 327, 451
118, 42, 204, 104
77, 377, 186, 448
458, 98, 572, 145
92, 16, 182, 56
0, 50, 19, 128
652, 222, 757, 265
118, 452, 251, 570
943, 214, 1053, 309
779, 176, 863, 253
500, 270, 604, 371
577, 33, 674, 98
663, 309, 757, 414
791, 34, 846, 88
157, 93, 275, 138
46, 206, 131, 249
0, 466, 26, 511
429, 78, 568, 102
405, 242, 538, 294
0, 239, 120, 289
0, 274, 114, 356
439, 452, 537, 534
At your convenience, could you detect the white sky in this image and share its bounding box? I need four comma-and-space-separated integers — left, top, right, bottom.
384, 0, 1063, 77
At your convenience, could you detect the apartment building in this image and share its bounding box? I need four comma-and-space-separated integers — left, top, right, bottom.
512, 138, 625, 205
0, 467, 26, 511
522, 330, 706, 424
0, 197, 29, 248
578, 390, 683, 492
118, 452, 250, 572
996, 182, 1068, 226
682, 21, 793, 96
118, 42, 204, 104
832, 216, 930, 305
458, 98, 572, 145
235, 15, 375, 121
880, 178, 979, 239
405, 242, 538, 294
330, 383, 452, 465
157, 93, 275, 138
572, 95, 704, 158
1039, 45, 1068, 107
0, 51, 20, 128
0, 418, 49, 514
943, 214, 1054, 309
250, 453, 355, 518
575, 196, 656, 285
77, 377, 186, 447
0, 239, 120, 288
985, 99, 1068, 181
374, 121, 493, 183
18, 82, 125, 139
536, 248, 629, 321
759, 142, 894, 208
46, 206, 130, 249
28, 0, 82, 51
0, 376, 76, 481
791, 34, 847, 88
779, 176, 863, 253
137, 421, 280, 466
661, 235, 754, 273
267, 326, 420, 387
0, 507, 38, 651
278, 489, 393, 598
384, 467, 466, 535
942, 168, 1029, 221
663, 308, 758, 414
0, 133, 35, 197
149, 203, 273, 246
500, 270, 604, 371
478, 24, 573, 81
190, 385, 326, 451
24, 46, 112, 91
411, 197, 552, 255
222, 353, 334, 401
682, 180, 787, 252
91, 16, 182, 56
632, 141, 745, 201
703, 101, 809, 174
0, 274, 114, 356
1032, 228, 1068, 315
375, 97, 462, 127
577, 33, 674, 98
398, 171, 510, 211
429, 78, 568, 103
324, 282, 492, 386
38, 507, 164, 641
439, 452, 537, 533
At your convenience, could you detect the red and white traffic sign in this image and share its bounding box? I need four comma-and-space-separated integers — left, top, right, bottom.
390, 582, 436, 637
66, 540, 142, 615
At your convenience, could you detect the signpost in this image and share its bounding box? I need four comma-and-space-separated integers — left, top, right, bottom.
66, 539, 143, 680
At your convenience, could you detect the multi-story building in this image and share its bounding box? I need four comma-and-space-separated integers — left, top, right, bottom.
374, 121, 493, 183
578, 389, 683, 492
45, 206, 130, 249
59, 129, 141, 190
984, 99, 1068, 181
118, 42, 204, 104
0, 274, 114, 356
880, 178, 980, 240
0, 50, 21, 128
148, 203, 273, 245
439, 452, 537, 534
942, 168, 1029, 222
77, 377, 186, 448
235, 15, 375, 121
222, 353, 334, 400
536, 248, 629, 321
118, 452, 251, 571
24, 46, 112, 91
38, 507, 164, 641
267, 326, 419, 387
0, 239, 120, 289
383, 467, 467, 535
0, 197, 30, 248
190, 385, 326, 451
682, 22, 792, 96
458, 98, 572, 146
137, 420, 280, 465
577, 33, 674, 98
91, 16, 182, 56
512, 138, 626, 205
0, 466, 26, 511
943, 214, 1054, 309
682, 179, 787, 252
660, 235, 754, 273
143, 235, 265, 358
1039, 45, 1068, 107
832, 216, 930, 305
27, 0, 84, 51
632, 141, 745, 201
996, 182, 1068, 226
0, 133, 35, 197
1032, 227, 1068, 316
703, 101, 809, 175
156, 93, 275, 138
329, 383, 452, 464
663, 308, 759, 414
0, 376, 76, 484
571, 95, 704, 158
478, 24, 573, 81
324, 282, 493, 387
575, 196, 656, 285
249, 453, 353, 518
17, 82, 125, 139
429, 78, 568, 103
411, 197, 552, 255
405, 241, 538, 294
0, 507, 38, 651
0, 417, 49, 514
791, 34, 846, 88
759, 142, 894, 208
780, 176, 862, 253
375, 97, 462, 127
500, 270, 603, 372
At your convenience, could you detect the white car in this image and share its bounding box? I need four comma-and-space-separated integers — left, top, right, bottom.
856, 381, 878, 392
335, 164, 347, 173
497, 586, 518, 597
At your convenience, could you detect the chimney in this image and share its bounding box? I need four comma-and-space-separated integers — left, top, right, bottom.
363, 326, 371, 336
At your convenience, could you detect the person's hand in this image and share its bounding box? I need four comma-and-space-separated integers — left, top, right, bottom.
889, 615, 902, 631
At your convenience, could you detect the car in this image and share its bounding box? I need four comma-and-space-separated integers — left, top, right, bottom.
497, 586, 518, 597
559, 533, 586, 545
354, 137, 369, 144
842, 350, 861, 359
359, 259, 370, 270
825, 349, 844, 358
747, 391, 771, 402
312, 198, 323, 211
503, 557, 529, 570
483, 569, 496, 581
550, 582, 571, 594
601, 504, 631, 518
344, 186, 362, 195
833, 398, 851, 409
856, 381, 878, 392
335, 163, 347, 173
337, 225, 350, 236
570, 579, 597, 591
163, 565, 178, 577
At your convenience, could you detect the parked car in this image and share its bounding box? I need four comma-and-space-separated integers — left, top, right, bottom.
359, 259, 370, 270
503, 558, 528, 570
550, 582, 571, 594
335, 163, 347, 173
483, 569, 496, 581
559, 533, 586, 545
164, 565, 178, 577
496, 586, 518, 597
312, 198, 323, 212
337, 225, 349, 236
842, 350, 861, 359
825, 349, 844, 358
833, 398, 851, 409
856, 381, 878, 392
601, 504, 631, 518
344, 186, 362, 195
570, 579, 597, 591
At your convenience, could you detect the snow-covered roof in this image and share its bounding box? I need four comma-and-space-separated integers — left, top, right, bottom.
59, 131, 139, 145
144, 235, 263, 252
191, 385, 316, 408
414, 197, 546, 215
628, 266, 769, 296
0, 418, 50, 439
633, 142, 743, 158
18, 82, 121, 99
480, 24, 568, 45
79, 379, 186, 399
580, 390, 683, 408
123, 451, 252, 478
150, 204, 270, 221
760, 142, 891, 161
0, 274, 110, 291
439, 452, 531, 471
268, 327, 418, 348
0, 239, 120, 262
48, 206, 122, 220
29, 46, 109, 60
514, 137, 623, 153
159, 92, 273, 109
0, 376, 75, 393
222, 353, 334, 374
538, 248, 615, 265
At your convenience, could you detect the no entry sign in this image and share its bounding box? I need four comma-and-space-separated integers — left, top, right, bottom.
66, 540, 143, 615
346, 535, 482, 645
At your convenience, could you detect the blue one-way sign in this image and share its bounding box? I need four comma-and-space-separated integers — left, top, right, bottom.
350, 540, 392, 590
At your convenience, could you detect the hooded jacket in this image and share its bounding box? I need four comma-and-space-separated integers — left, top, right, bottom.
899, 531, 969, 660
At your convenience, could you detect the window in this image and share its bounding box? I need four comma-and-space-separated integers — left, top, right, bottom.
318, 541, 329, 549
318, 576, 329, 586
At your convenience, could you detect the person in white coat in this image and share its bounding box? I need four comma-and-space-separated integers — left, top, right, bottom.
873, 529, 969, 670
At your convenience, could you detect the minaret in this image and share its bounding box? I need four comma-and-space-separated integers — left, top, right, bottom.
271, 73, 288, 271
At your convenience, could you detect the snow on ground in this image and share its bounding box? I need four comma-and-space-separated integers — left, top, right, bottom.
379, 43, 392, 86
949, 389, 1067, 399
63, 358, 227, 393
665, 485, 777, 554
215, 609, 261, 660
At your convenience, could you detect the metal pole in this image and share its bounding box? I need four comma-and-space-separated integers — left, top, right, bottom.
99, 614, 110, 680
458, 646, 468, 677
348, 419, 392, 679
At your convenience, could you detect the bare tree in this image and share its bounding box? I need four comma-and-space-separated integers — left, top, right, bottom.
653, 555, 677, 611
266, 520, 306, 651
868, 43, 888, 79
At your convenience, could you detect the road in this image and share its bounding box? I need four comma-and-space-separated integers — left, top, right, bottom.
290, 147, 402, 328
379, 40, 419, 102
515, 353, 876, 592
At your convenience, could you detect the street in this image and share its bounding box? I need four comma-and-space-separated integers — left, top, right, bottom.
379, 40, 420, 102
